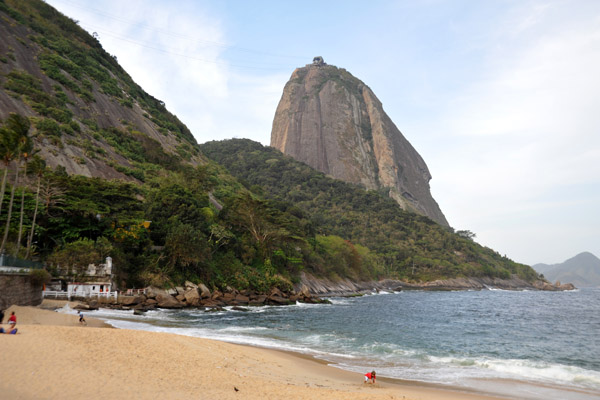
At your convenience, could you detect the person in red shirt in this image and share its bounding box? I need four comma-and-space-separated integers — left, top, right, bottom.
8, 312, 16, 327
364, 370, 376, 384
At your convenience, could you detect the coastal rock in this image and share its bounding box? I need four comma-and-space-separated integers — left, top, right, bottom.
295, 272, 575, 296
119, 296, 141, 306
184, 281, 198, 290
87, 300, 100, 310
200, 299, 223, 308
155, 292, 183, 309
198, 283, 211, 299
299, 285, 311, 298
268, 295, 292, 305
145, 287, 161, 299
249, 295, 267, 306
557, 282, 576, 290
184, 288, 201, 306
271, 61, 448, 226
234, 294, 250, 304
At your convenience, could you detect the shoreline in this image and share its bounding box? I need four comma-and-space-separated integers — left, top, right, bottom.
2, 302, 596, 400
0, 303, 507, 400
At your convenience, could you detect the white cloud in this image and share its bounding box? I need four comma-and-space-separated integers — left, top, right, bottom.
419, 1, 600, 263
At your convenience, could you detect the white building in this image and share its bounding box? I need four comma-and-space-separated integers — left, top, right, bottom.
67, 281, 112, 297
43, 257, 116, 300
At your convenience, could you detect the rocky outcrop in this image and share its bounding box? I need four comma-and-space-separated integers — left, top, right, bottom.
92, 273, 575, 312
105, 281, 328, 312
271, 60, 448, 226
294, 272, 576, 296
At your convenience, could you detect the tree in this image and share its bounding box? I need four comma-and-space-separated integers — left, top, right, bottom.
0, 120, 19, 217
47, 238, 100, 277
0, 114, 31, 254
456, 230, 476, 241
224, 193, 292, 259
25, 155, 46, 259
15, 138, 35, 256
164, 222, 209, 270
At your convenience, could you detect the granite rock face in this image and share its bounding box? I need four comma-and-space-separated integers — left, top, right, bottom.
0, 7, 202, 181
271, 61, 448, 226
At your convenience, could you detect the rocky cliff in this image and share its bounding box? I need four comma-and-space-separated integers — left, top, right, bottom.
0, 0, 202, 181
271, 58, 448, 226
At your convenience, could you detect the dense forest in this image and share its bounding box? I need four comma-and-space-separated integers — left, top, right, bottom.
201, 139, 540, 283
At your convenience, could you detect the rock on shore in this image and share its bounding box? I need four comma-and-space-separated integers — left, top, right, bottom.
80, 275, 574, 311
294, 273, 576, 296
100, 281, 328, 312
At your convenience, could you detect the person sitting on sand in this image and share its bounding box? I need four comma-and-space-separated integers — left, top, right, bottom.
364, 370, 376, 384
1, 312, 17, 334
8, 311, 16, 328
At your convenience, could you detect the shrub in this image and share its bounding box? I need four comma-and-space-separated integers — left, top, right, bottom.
35, 118, 61, 137
29, 269, 52, 286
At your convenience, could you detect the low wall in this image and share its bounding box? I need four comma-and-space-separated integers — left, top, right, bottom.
0, 273, 43, 310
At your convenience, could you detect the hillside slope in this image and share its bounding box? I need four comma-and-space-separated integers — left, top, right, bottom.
201, 139, 540, 283
0, 0, 202, 181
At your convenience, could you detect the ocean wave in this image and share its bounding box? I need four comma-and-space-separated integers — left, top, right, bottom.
218, 326, 270, 332
426, 355, 600, 390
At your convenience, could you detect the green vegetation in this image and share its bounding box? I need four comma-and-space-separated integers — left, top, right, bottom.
1, 0, 197, 168
200, 139, 539, 283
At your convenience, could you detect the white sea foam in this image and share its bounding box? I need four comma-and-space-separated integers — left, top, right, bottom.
327, 297, 352, 305
424, 355, 600, 390
218, 326, 269, 332
56, 303, 74, 313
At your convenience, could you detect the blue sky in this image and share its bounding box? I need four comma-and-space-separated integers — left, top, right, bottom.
45, 0, 600, 266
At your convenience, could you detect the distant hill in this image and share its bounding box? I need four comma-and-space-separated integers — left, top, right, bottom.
533, 252, 600, 287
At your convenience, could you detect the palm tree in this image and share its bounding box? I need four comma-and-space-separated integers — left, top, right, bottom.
25, 155, 46, 259
0, 114, 31, 255
15, 141, 35, 257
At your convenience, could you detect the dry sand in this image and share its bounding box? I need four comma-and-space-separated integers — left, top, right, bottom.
0, 304, 503, 400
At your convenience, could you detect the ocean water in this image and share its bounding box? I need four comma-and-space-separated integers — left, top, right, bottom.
83, 288, 600, 399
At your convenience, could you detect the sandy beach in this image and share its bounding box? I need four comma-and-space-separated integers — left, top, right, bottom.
0, 304, 503, 400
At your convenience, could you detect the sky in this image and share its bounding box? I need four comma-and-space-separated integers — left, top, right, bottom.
44, 0, 600, 266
